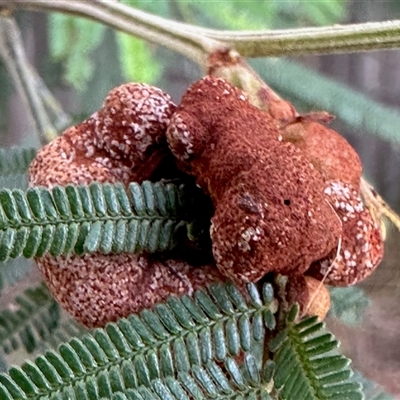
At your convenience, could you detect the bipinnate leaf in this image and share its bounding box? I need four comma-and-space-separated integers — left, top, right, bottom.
0, 181, 206, 261
0, 283, 361, 399
270, 305, 364, 400
0, 282, 276, 399
0, 283, 60, 355
0, 148, 36, 178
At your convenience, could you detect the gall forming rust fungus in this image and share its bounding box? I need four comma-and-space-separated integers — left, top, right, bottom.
28, 83, 226, 328
166, 76, 383, 286
28, 76, 384, 327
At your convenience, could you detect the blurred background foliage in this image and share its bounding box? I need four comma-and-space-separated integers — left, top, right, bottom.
1, 0, 400, 398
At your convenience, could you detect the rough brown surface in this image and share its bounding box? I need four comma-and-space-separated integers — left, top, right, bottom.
30, 83, 177, 187
39, 253, 224, 327
308, 181, 384, 286
28, 76, 387, 326
166, 76, 342, 284
286, 275, 330, 321
28, 82, 225, 328
281, 120, 362, 187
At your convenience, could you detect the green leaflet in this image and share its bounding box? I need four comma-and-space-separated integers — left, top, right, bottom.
0, 283, 60, 355
116, 33, 161, 84
0, 147, 36, 292
105, 356, 274, 400
0, 282, 276, 399
0, 283, 361, 399
188, 0, 346, 31
329, 286, 371, 326
48, 14, 106, 89
0, 258, 33, 296
270, 305, 363, 400
0, 148, 36, 178
0, 181, 206, 261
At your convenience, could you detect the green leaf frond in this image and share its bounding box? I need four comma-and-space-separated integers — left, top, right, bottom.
38, 318, 89, 353
352, 371, 394, 400
0, 259, 33, 294
270, 305, 363, 400
329, 286, 371, 326
255, 58, 400, 145
0, 283, 60, 355
0, 281, 277, 399
48, 14, 106, 90
0, 180, 205, 261
0, 148, 37, 178
102, 354, 274, 400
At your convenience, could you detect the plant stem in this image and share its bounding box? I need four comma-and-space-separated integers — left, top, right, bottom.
0, 16, 57, 144
0, 0, 222, 64
211, 20, 400, 57
2, 0, 400, 60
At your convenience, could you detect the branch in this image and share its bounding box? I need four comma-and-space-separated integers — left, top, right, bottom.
2, 0, 400, 61
212, 20, 400, 57
0, 16, 58, 144
0, 0, 222, 65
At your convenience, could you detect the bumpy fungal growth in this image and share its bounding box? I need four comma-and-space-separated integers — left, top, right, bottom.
280, 118, 362, 187
28, 76, 386, 325
166, 76, 342, 284
39, 253, 224, 328
276, 100, 384, 286
29, 83, 177, 188
307, 181, 384, 286
207, 53, 384, 286
28, 82, 225, 327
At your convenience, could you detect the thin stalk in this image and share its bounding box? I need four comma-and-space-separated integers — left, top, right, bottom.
32, 72, 71, 132
2, 0, 400, 60
0, 0, 221, 64
209, 19, 400, 57
0, 17, 57, 144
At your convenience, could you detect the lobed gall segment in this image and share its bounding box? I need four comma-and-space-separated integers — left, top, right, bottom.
308, 181, 384, 286
208, 73, 384, 289
30, 83, 177, 189
94, 83, 176, 162
280, 119, 362, 187
39, 253, 225, 328
167, 76, 342, 284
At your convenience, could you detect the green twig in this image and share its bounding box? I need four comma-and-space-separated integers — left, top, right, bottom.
0, 0, 221, 65
2, 0, 400, 62
212, 19, 400, 57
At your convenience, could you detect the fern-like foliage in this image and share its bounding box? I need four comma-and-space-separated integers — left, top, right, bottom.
0, 180, 206, 261
270, 305, 363, 400
0, 282, 360, 400
39, 318, 88, 353
0, 283, 60, 355
329, 286, 371, 326
0, 148, 36, 177
100, 354, 274, 400
0, 281, 275, 399
0, 259, 33, 295
352, 371, 394, 400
